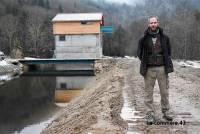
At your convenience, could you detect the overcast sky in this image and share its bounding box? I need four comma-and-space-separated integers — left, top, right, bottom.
104, 0, 143, 6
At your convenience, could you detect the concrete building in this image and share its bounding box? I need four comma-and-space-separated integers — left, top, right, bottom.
52, 13, 103, 95
52, 13, 104, 59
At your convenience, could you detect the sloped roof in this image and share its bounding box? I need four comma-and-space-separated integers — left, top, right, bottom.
52, 13, 103, 22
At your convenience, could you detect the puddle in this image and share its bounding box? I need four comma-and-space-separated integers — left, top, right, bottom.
120, 77, 142, 134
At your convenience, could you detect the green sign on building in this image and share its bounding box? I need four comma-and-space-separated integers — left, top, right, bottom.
100, 26, 114, 33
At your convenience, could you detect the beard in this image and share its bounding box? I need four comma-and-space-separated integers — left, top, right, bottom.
151, 26, 158, 31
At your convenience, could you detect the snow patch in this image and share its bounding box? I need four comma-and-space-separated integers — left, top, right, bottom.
0, 75, 12, 81
124, 56, 137, 59
24, 57, 37, 60
176, 60, 200, 69
0, 60, 10, 66
121, 76, 142, 134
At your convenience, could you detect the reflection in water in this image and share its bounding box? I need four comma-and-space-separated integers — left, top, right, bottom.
56, 76, 93, 89
55, 76, 93, 103
0, 64, 94, 133
55, 90, 81, 103
0, 76, 57, 134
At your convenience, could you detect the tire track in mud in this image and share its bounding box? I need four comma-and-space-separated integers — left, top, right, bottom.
120, 58, 200, 134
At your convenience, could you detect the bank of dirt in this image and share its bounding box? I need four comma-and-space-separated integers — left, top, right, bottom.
42, 59, 128, 134
43, 58, 200, 134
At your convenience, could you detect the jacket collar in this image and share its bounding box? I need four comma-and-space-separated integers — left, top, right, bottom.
144, 27, 163, 36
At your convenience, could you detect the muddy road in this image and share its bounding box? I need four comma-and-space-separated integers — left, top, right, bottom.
43, 58, 200, 134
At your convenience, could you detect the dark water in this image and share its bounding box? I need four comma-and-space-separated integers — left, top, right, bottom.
0, 64, 93, 134
0, 76, 93, 134
0, 76, 58, 134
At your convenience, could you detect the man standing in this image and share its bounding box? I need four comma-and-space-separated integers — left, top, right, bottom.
137, 16, 174, 123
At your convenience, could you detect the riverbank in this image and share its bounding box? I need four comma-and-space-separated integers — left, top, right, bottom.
43, 57, 200, 134
0, 60, 22, 83
0, 74, 57, 134
42, 59, 128, 134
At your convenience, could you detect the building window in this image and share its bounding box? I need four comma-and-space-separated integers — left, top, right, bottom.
60, 83, 67, 89
59, 35, 66, 41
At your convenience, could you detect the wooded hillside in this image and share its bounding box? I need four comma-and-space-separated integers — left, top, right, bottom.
0, 0, 199, 59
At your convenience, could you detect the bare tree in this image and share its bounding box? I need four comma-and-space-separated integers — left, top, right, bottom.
0, 14, 18, 55
26, 6, 47, 57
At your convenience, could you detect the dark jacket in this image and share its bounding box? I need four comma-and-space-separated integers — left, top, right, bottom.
137, 27, 174, 76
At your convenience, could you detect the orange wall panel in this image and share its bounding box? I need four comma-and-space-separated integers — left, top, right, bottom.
53, 21, 100, 34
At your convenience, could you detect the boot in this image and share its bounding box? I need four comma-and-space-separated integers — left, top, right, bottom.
163, 110, 173, 121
